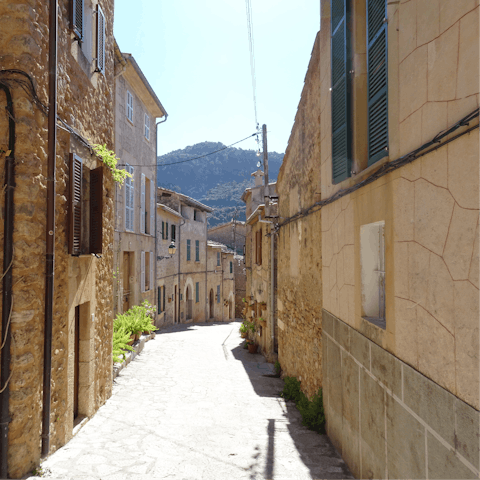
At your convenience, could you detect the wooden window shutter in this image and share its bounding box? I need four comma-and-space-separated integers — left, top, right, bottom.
195, 240, 199, 261
196, 282, 199, 303
163, 286, 165, 311
331, 0, 352, 184
158, 286, 161, 312
89, 166, 103, 254
367, 0, 388, 166
140, 173, 146, 234
149, 182, 154, 236
171, 224, 176, 241
69, 154, 83, 255
125, 164, 134, 231
96, 5, 105, 74
166, 222, 169, 240
141, 251, 145, 292
161, 221, 165, 239
187, 239, 191, 261
217, 285, 220, 303
71, 0, 84, 41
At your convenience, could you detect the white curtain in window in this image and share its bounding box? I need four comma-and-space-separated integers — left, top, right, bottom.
150, 180, 154, 236
149, 251, 153, 294
141, 251, 145, 292
140, 173, 146, 234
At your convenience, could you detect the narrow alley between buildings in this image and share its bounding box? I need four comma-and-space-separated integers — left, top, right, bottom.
34, 322, 352, 480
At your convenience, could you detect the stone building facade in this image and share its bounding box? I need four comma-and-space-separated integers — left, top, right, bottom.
242, 172, 278, 361
206, 241, 235, 322
113, 46, 166, 316
156, 188, 234, 326
274, 1, 479, 478
0, 0, 117, 476
208, 220, 246, 317
207, 220, 246, 256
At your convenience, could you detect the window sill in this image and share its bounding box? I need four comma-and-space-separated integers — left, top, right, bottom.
362, 316, 386, 330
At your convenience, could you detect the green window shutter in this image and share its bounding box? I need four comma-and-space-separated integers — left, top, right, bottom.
163, 286, 165, 312
195, 240, 199, 261
217, 285, 220, 303
367, 0, 388, 165
195, 282, 199, 303
187, 239, 191, 261
171, 224, 176, 241
217, 252, 220, 266
230, 261, 233, 274
166, 222, 169, 240
161, 221, 164, 240
331, 0, 352, 184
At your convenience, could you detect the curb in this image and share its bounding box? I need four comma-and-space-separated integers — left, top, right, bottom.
113, 332, 156, 380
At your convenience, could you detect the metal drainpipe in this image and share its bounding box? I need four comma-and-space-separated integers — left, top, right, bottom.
155, 115, 167, 325
0, 81, 16, 479
41, 0, 58, 458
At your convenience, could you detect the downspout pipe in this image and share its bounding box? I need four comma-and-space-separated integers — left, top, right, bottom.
42, 0, 58, 457
0, 82, 15, 479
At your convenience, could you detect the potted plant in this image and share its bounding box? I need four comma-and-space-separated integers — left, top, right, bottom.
246, 340, 258, 354
239, 322, 248, 338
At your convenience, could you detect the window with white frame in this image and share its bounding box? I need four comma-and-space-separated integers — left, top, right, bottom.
360, 221, 386, 329
126, 90, 133, 122
144, 113, 150, 140
125, 164, 134, 231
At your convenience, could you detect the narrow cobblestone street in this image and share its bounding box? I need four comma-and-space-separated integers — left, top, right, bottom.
35, 322, 352, 480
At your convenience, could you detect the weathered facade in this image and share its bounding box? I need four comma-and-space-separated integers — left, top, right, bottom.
207, 220, 246, 256
242, 172, 278, 361
208, 220, 246, 317
113, 47, 166, 317
206, 241, 235, 322
275, 0, 479, 478
0, 0, 117, 476
156, 188, 234, 326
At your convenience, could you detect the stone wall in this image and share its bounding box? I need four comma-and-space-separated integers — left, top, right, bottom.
0, 0, 115, 476
323, 310, 479, 479
233, 255, 246, 318
207, 221, 246, 255
275, 31, 323, 397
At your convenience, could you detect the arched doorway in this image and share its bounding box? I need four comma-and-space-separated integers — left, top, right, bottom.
209, 289, 214, 319
186, 286, 193, 320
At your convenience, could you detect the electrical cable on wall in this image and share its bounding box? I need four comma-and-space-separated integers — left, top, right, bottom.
272, 108, 480, 234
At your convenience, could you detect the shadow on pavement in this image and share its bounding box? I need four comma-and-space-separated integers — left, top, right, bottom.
229, 334, 354, 480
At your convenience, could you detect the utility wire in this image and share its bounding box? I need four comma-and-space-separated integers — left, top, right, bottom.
126, 133, 257, 168
273, 108, 480, 233
245, 0, 259, 130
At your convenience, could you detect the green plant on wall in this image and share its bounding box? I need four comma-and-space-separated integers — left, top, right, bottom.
112, 302, 158, 363
281, 376, 325, 434
92, 143, 131, 184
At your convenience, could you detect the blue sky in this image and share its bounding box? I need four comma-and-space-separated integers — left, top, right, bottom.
114, 1, 320, 156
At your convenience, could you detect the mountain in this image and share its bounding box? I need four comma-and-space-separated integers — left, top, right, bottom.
157, 142, 283, 227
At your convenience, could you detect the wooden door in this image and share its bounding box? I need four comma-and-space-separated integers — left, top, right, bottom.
123, 252, 130, 312
74, 306, 80, 420
209, 289, 214, 319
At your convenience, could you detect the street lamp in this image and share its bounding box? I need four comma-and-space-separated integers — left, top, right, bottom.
168, 241, 177, 256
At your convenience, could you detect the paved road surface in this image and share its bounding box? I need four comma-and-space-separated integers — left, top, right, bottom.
35, 322, 353, 480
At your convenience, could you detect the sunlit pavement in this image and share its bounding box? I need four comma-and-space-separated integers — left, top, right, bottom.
34, 321, 353, 480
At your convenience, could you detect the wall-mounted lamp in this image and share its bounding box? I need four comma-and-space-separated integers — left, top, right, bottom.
158, 242, 177, 261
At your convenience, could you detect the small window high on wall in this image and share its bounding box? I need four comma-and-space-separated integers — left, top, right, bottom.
360, 221, 385, 329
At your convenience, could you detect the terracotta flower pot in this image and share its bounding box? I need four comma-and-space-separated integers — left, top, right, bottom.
143, 330, 151, 335
134, 333, 141, 341
241, 332, 247, 338
127, 336, 134, 346
248, 343, 258, 354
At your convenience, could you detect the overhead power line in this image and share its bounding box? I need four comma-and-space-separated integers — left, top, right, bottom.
120, 133, 257, 168
245, 0, 259, 130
